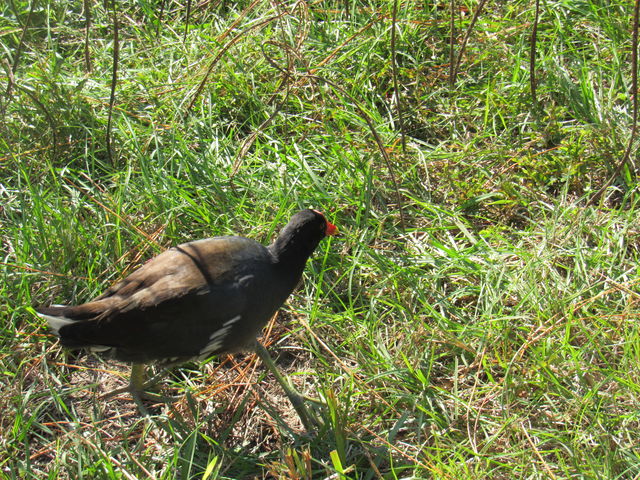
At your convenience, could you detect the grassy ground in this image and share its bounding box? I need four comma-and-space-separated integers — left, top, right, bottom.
2, 0, 639, 478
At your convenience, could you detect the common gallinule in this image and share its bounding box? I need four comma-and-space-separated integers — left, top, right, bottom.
37, 209, 337, 428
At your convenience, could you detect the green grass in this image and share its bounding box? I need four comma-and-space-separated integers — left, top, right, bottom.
2, 0, 639, 478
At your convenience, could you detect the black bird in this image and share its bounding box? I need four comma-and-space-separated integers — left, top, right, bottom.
37, 209, 337, 427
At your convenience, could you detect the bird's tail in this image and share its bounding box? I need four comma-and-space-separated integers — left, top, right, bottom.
36, 302, 113, 351
36, 305, 77, 334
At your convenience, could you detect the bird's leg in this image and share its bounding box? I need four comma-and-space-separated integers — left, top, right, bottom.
128, 363, 151, 415
101, 363, 176, 410
254, 342, 322, 431
101, 363, 147, 399
130, 362, 146, 390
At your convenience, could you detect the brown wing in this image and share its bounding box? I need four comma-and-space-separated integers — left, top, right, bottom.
43, 236, 261, 318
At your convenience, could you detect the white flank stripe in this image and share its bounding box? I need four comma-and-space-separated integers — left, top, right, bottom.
222, 315, 242, 328
198, 315, 242, 359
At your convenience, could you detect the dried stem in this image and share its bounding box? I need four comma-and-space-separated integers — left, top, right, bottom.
587, 0, 639, 205
390, 0, 406, 152
84, 0, 92, 72
106, 0, 120, 166
530, 0, 540, 106
451, 0, 488, 84
449, 0, 456, 87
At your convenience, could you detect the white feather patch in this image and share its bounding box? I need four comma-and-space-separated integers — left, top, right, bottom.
89, 345, 111, 352
198, 315, 241, 359
37, 312, 75, 335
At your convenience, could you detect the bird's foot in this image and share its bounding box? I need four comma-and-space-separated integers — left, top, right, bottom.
288, 393, 326, 431
254, 342, 328, 432
99, 364, 180, 415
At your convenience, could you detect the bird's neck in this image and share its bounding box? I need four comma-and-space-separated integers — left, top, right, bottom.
268, 240, 311, 281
